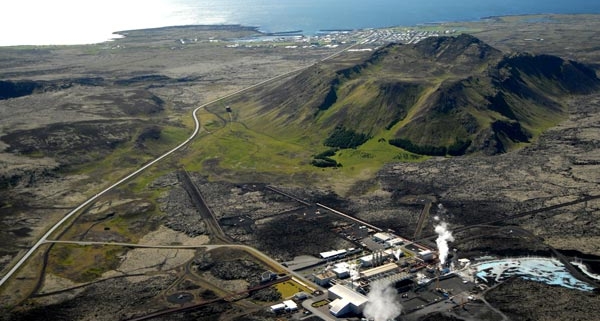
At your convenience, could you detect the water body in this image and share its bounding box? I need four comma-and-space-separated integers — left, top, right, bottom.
474, 257, 596, 291
3, 0, 600, 46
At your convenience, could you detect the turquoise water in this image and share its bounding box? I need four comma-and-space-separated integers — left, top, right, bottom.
474, 258, 595, 291
3, 0, 600, 46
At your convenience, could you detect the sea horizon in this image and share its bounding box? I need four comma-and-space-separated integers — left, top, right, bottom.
3, 0, 600, 47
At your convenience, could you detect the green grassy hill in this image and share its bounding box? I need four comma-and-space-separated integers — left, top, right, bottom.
232, 34, 599, 158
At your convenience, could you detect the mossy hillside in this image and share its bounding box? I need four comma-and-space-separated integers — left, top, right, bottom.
180, 121, 316, 176
169, 35, 598, 186
315, 79, 425, 134
174, 104, 424, 192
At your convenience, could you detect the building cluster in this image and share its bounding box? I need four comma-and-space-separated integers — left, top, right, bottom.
311, 231, 443, 317
220, 27, 456, 50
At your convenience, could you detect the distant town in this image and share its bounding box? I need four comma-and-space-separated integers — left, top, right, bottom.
230, 28, 454, 49
170, 27, 456, 51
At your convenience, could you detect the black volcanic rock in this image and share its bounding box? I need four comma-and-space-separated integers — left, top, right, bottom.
0, 80, 40, 99
0, 78, 105, 100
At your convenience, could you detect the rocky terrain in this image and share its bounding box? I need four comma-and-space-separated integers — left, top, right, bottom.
1, 15, 600, 321
0, 25, 335, 281
486, 278, 600, 321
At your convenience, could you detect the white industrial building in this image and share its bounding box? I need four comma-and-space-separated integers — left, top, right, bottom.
418, 250, 435, 261
360, 262, 400, 280
359, 249, 394, 267
328, 284, 368, 317
270, 300, 298, 313
320, 249, 347, 260
385, 237, 406, 247
283, 300, 298, 311
332, 262, 351, 279
270, 303, 286, 313
373, 232, 392, 243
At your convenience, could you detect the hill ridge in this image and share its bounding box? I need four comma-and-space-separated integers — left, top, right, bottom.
237, 34, 600, 156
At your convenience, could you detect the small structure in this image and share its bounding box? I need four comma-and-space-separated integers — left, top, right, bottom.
327, 284, 368, 317
261, 271, 277, 283
385, 237, 405, 248
320, 249, 347, 260
418, 250, 435, 262
373, 232, 392, 243
270, 303, 286, 313
392, 248, 404, 260
333, 262, 351, 279
283, 300, 298, 311
294, 292, 309, 300
313, 270, 337, 286
270, 300, 298, 313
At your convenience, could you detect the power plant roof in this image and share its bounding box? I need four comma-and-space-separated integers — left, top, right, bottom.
328, 284, 368, 307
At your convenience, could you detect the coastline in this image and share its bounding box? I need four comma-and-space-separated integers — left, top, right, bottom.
3, 13, 600, 47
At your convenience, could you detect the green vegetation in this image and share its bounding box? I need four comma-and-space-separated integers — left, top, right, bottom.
324, 126, 370, 149
311, 157, 340, 168
48, 244, 125, 283
447, 139, 472, 156
389, 138, 447, 156
312, 300, 330, 308
274, 280, 312, 298
311, 149, 341, 168
388, 137, 472, 156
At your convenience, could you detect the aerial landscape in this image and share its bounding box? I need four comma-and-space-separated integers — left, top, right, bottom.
1, 1, 600, 321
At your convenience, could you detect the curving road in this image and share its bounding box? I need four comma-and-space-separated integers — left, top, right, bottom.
0, 43, 363, 288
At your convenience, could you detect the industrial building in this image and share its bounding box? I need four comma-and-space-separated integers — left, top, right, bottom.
320, 249, 347, 260
360, 262, 399, 280
372, 232, 393, 243
332, 262, 351, 279
307, 228, 447, 318
418, 250, 435, 262
359, 249, 393, 267
313, 270, 337, 286
320, 248, 360, 260
270, 300, 298, 313
385, 237, 406, 248
328, 284, 369, 317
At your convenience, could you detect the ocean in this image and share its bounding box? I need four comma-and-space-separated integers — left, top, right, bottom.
3, 0, 600, 46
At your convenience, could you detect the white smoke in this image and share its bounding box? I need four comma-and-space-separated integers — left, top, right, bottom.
435, 222, 454, 267
363, 280, 402, 321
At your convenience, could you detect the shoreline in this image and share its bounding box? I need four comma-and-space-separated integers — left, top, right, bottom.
3, 13, 600, 48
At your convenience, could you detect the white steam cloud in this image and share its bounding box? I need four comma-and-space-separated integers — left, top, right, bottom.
435, 222, 454, 267
363, 280, 402, 321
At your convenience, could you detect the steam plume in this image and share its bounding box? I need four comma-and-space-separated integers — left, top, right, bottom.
363, 280, 402, 321
435, 222, 454, 267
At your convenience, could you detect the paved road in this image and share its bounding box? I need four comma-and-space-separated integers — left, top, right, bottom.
0, 42, 363, 289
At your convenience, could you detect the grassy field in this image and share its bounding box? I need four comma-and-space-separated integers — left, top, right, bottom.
274, 280, 313, 298
47, 244, 126, 283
